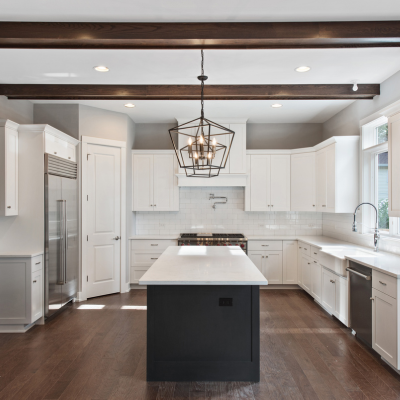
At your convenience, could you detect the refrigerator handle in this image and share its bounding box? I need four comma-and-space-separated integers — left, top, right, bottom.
57, 200, 66, 285
63, 200, 67, 284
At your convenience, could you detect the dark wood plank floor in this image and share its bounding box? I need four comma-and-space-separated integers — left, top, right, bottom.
1, 289, 400, 399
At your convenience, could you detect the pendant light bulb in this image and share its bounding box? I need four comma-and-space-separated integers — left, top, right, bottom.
188, 138, 192, 145
207, 152, 212, 159
194, 152, 198, 159
199, 135, 204, 144
212, 138, 216, 146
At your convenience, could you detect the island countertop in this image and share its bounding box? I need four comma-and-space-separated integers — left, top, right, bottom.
139, 246, 268, 285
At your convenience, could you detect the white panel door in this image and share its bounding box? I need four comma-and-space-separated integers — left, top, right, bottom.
263, 251, 283, 284
248, 251, 263, 273
311, 261, 322, 302
5, 127, 18, 216
372, 288, 397, 368
301, 256, 312, 293
291, 152, 316, 212
321, 268, 335, 314
270, 155, 291, 211
228, 124, 246, 174
153, 154, 175, 211
250, 155, 270, 211
87, 144, 121, 298
316, 148, 327, 212
133, 154, 154, 211
389, 113, 400, 217
325, 144, 336, 213
283, 241, 297, 284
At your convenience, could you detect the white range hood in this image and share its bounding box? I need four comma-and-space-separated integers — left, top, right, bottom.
176, 173, 248, 187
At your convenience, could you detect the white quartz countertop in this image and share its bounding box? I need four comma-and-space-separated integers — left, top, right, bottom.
0, 251, 43, 258
139, 246, 268, 285
129, 235, 180, 240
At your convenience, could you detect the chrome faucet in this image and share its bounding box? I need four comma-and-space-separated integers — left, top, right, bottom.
352, 202, 380, 252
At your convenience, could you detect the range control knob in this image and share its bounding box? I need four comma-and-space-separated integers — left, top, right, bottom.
240, 244, 245, 248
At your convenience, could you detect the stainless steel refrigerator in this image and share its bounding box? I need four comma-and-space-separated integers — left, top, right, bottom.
44, 154, 78, 318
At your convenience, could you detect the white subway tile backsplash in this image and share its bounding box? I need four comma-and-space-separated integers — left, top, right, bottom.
135, 187, 323, 236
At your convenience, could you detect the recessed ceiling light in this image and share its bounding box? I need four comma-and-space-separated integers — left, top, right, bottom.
124, 103, 135, 108
94, 66, 109, 72
271, 104, 282, 108
295, 66, 311, 72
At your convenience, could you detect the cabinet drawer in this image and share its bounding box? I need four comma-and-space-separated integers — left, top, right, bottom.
299, 242, 311, 256
31, 255, 43, 273
248, 240, 282, 251
130, 267, 150, 284
131, 239, 177, 251
373, 270, 397, 299
310, 246, 320, 261
131, 251, 162, 266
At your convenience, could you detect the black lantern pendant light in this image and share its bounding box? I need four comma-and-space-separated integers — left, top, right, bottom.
169, 50, 235, 177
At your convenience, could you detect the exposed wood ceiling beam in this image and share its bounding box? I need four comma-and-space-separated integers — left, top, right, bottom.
0, 21, 399, 49
0, 84, 380, 100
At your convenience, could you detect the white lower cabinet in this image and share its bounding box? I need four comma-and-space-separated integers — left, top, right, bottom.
311, 260, 322, 303
301, 256, 312, 293
0, 255, 43, 332
130, 239, 177, 284
283, 241, 297, 284
334, 273, 348, 326
372, 288, 397, 368
264, 251, 283, 284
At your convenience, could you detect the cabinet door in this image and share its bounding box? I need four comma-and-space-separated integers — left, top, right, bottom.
270, 155, 291, 211
301, 256, 312, 293
321, 268, 335, 314
31, 269, 43, 322
210, 124, 231, 174
325, 144, 336, 213
372, 288, 397, 368
177, 127, 196, 174
66, 144, 76, 162
283, 241, 297, 284
291, 152, 316, 212
316, 148, 327, 212
5, 127, 18, 216
389, 113, 400, 217
334, 276, 348, 326
248, 251, 264, 273
228, 124, 246, 174
250, 155, 270, 211
311, 261, 322, 302
264, 251, 283, 284
153, 155, 175, 211
297, 243, 303, 285
133, 155, 154, 211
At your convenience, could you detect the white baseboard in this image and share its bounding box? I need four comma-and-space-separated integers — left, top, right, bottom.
130, 284, 147, 290
0, 322, 36, 333
75, 292, 87, 302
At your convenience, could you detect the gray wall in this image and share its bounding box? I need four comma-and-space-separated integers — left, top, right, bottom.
247, 123, 323, 149
34, 104, 79, 139
0, 96, 33, 124
323, 69, 400, 139
133, 123, 177, 149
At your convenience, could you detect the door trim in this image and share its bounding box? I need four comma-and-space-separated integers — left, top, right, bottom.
81, 136, 127, 301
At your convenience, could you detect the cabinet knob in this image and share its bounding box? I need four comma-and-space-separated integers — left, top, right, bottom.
33, 280, 37, 283
313, 205, 315, 207
271, 205, 273, 207
265, 256, 268, 258
322, 205, 326, 207
35, 261, 41, 265
68, 157, 71, 159
154, 205, 156, 207
379, 281, 387, 286
54, 152, 57, 154
7, 206, 11, 209
330, 279, 336, 283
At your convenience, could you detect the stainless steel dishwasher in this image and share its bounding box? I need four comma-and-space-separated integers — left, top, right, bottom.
347, 261, 372, 347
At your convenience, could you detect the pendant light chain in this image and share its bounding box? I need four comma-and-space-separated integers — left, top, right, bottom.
201, 49, 205, 119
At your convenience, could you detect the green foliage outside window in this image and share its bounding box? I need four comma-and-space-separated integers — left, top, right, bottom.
378, 198, 389, 230
377, 123, 388, 143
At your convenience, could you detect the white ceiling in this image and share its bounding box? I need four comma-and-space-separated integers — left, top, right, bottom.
2, 47, 399, 123
2, 0, 400, 22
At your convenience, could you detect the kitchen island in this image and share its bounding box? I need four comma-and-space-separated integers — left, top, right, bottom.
139, 246, 268, 382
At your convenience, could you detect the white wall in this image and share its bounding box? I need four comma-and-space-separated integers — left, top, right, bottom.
0, 96, 33, 125
136, 187, 322, 236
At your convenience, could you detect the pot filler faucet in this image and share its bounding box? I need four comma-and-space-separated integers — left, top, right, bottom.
352, 202, 380, 252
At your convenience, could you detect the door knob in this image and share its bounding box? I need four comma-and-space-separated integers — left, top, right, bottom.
113, 236, 120, 240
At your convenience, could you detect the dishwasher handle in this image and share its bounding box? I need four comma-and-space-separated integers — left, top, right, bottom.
346, 267, 371, 280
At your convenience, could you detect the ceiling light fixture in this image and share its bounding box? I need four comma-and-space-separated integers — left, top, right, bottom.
94, 66, 109, 72
352, 83, 358, 91
169, 50, 235, 178
271, 104, 283, 108
124, 103, 135, 108
295, 66, 311, 72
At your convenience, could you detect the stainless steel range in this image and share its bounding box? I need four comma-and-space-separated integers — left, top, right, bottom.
178, 233, 248, 253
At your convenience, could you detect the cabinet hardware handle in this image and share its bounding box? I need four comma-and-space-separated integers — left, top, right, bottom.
7, 206, 11, 208
35, 262, 41, 265
379, 281, 387, 286
151, 258, 158, 260
314, 261, 317, 263
33, 280, 37, 283
330, 279, 336, 283
151, 244, 158, 246
313, 205, 315, 207
262, 256, 264, 258
370, 297, 374, 301
299, 247, 302, 249
262, 245, 269, 247
314, 252, 317, 255
322, 205, 326, 207
308, 263, 311, 265
68, 157, 71, 159
54, 152, 57, 154
154, 205, 156, 206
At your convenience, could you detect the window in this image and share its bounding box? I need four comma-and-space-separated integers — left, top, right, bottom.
362, 119, 400, 237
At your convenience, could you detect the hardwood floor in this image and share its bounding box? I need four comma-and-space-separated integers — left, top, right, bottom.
1, 289, 400, 399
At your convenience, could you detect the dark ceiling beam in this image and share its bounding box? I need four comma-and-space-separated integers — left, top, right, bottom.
0, 21, 400, 49
0, 84, 380, 100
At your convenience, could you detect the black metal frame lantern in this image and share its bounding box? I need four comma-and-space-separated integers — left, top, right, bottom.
169, 51, 235, 178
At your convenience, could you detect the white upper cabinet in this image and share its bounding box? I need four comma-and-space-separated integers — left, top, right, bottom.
0, 120, 19, 216
315, 138, 359, 213
229, 124, 246, 174
248, 154, 290, 211
389, 113, 400, 217
291, 152, 316, 212
132, 151, 179, 212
